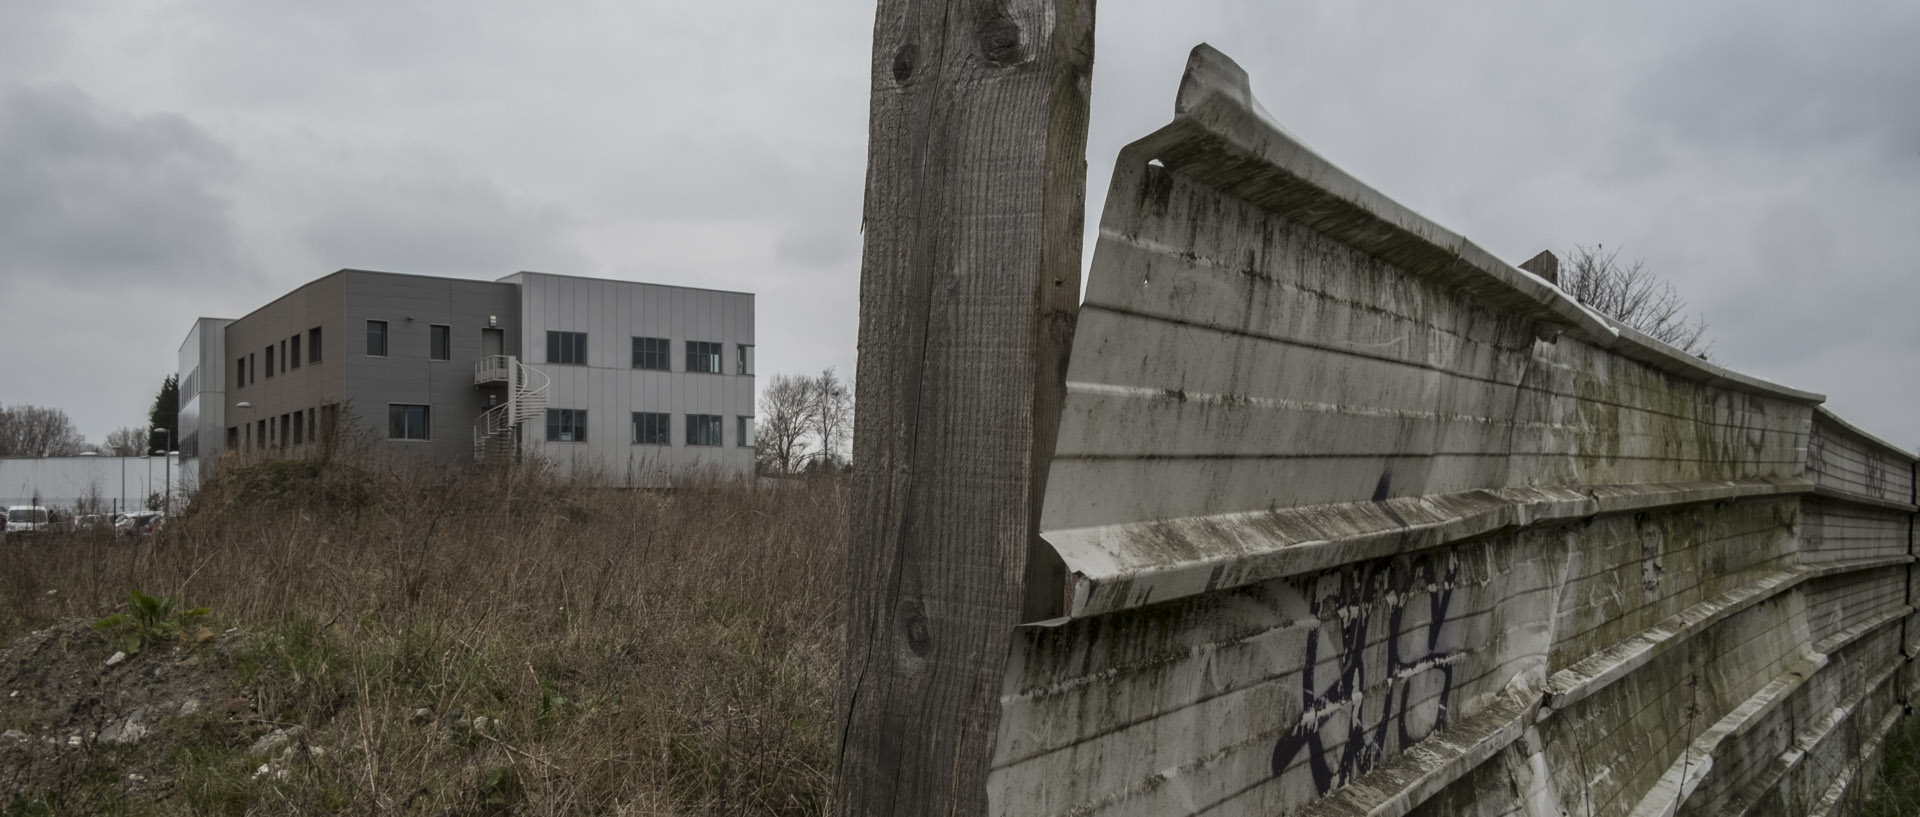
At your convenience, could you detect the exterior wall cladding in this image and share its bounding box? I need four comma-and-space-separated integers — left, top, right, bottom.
181, 269, 755, 485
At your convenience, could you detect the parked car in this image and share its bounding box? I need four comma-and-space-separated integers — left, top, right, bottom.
115, 511, 166, 537
5, 506, 52, 536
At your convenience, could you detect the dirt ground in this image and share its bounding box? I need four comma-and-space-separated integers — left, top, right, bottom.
0, 617, 286, 813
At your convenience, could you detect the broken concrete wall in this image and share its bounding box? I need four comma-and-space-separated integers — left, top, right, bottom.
989, 45, 1918, 817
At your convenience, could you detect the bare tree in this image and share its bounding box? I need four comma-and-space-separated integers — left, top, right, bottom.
756, 374, 815, 475
102, 426, 150, 457
1557, 244, 1712, 356
808, 367, 854, 469
0, 405, 88, 457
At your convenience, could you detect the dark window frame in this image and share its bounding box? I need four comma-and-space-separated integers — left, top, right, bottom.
737, 416, 754, 447
631, 337, 670, 371
387, 404, 431, 441
309, 327, 322, 363
736, 344, 754, 376
546, 408, 588, 442
687, 413, 722, 447
290, 334, 301, 369
367, 320, 389, 357
686, 341, 723, 374
546, 330, 588, 365
265, 345, 275, 378
430, 324, 451, 361
632, 411, 670, 445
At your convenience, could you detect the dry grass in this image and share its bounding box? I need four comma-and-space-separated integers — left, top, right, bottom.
1, 454, 846, 815
1860, 714, 1920, 817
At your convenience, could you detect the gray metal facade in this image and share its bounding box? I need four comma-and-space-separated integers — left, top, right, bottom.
180, 269, 755, 484
505, 272, 756, 481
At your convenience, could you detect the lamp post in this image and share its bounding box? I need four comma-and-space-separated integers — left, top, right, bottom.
152, 428, 172, 516
236, 402, 254, 459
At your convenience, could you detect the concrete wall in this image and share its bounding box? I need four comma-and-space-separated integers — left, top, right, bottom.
504, 272, 755, 481
0, 455, 183, 514
988, 47, 1917, 817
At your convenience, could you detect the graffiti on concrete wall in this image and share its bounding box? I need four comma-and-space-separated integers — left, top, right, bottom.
1271, 551, 1464, 794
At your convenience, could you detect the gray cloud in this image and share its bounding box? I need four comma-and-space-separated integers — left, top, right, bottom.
296, 164, 587, 278
0, 83, 242, 288
2, 0, 1915, 449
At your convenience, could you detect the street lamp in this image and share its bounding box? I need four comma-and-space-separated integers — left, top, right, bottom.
236, 402, 254, 458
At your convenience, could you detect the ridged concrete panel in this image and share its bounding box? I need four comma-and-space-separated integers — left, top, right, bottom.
991, 46, 1919, 817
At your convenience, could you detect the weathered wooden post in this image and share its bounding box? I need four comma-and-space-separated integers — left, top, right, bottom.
837, 0, 1095, 813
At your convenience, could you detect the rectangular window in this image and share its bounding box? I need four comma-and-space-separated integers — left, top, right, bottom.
227, 426, 238, 450
292, 410, 304, 445
257, 419, 266, 448
387, 404, 431, 440
265, 345, 275, 377
236, 357, 246, 388
280, 340, 287, 373
367, 320, 388, 357
631, 337, 670, 371
430, 324, 451, 361
686, 341, 723, 374
249, 353, 256, 384
280, 414, 290, 448
632, 412, 670, 445
737, 416, 754, 447
308, 410, 315, 443
309, 327, 322, 363
290, 334, 301, 369
687, 414, 722, 446
546, 408, 588, 442
736, 345, 754, 375
546, 331, 587, 365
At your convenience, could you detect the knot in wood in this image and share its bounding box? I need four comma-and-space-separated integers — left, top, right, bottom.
976, 15, 1026, 67
891, 42, 918, 83
903, 612, 931, 656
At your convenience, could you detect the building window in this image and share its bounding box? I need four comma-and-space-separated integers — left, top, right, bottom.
309, 327, 322, 363
280, 339, 288, 373
257, 419, 266, 448
737, 345, 754, 375
737, 416, 754, 447
687, 414, 722, 446
546, 331, 587, 365
227, 426, 238, 450
686, 341, 722, 374
236, 357, 246, 388
388, 404, 431, 440
632, 337, 670, 371
430, 324, 451, 361
308, 410, 316, 443
266, 345, 275, 377
546, 409, 588, 442
367, 320, 388, 357
249, 353, 256, 384
293, 410, 304, 445
290, 335, 301, 369
280, 414, 290, 448
632, 412, 670, 445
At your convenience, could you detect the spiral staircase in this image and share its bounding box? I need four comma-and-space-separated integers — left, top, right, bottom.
472, 355, 548, 463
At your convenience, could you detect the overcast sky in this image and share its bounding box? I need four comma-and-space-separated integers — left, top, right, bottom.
3, 1, 1915, 450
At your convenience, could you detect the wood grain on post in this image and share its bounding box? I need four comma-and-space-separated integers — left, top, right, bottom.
838, 1, 1094, 814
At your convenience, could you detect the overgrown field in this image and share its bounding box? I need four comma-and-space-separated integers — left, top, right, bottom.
0, 458, 846, 815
